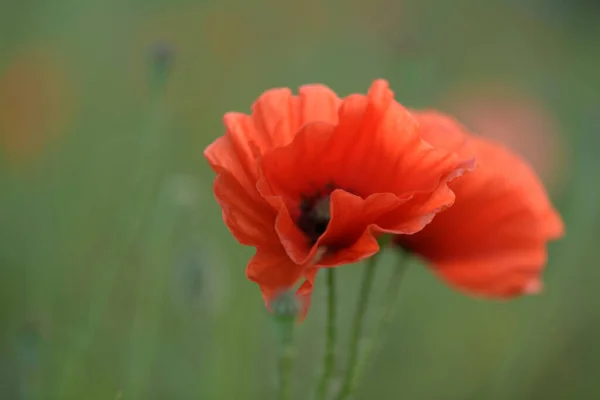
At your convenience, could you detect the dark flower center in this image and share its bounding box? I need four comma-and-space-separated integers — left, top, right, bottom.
296, 185, 335, 244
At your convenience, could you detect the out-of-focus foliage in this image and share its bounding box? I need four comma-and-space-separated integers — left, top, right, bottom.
1, 0, 599, 398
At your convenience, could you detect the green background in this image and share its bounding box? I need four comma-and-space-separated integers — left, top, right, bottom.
1, 0, 599, 398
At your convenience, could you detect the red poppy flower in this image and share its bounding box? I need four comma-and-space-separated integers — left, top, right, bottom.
397, 111, 564, 297
205, 80, 474, 315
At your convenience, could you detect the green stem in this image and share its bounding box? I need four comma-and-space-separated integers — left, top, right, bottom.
315, 268, 337, 400
334, 254, 380, 400
277, 316, 296, 400
355, 253, 410, 385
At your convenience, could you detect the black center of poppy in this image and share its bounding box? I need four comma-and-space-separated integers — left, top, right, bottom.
297, 186, 334, 244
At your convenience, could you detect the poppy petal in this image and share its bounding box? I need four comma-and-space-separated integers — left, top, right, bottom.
257, 121, 337, 211
469, 136, 564, 239
415, 110, 474, 159
248, 247, 306, 307
298, 84, 341, 124
323, 80, 471, 197
316, 190, 401, 265
378, 185, 456, 234
207, 86, 341, 190
206, 88, 300, 186
213, 171, 276, 247
429, 245, 548, 297
205, 113, 261, 192
249, 88, 299, 151
250, 84, 340, 151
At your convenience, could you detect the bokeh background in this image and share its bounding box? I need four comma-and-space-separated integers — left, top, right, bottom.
1, 0, 599, 398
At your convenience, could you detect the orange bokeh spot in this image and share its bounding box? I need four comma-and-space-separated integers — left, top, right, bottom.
0, 47, 74, 166
441, 84, 569, 192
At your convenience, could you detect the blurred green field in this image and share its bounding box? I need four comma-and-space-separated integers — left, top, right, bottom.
1, 0, 600, 398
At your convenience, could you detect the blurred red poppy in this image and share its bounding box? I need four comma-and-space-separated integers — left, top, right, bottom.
397, 111, 564, 297
205, 80, 473, 315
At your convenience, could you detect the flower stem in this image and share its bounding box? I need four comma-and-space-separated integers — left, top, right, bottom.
355, 253, 410, 385
276, 315, 296, 400
334, 254, 380, 400
315, 268, 337, 400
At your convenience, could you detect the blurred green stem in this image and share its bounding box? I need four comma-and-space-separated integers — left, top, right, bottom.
122, 52, 173, 399
334, 252, 380, 400
124, 187, 179, 399
355, 253, 409, 385
315, 268, 337, 400
277, 315, 296, 400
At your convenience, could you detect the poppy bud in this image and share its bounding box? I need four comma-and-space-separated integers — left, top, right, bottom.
270, 290, 301, 319
148, 41, 173, 86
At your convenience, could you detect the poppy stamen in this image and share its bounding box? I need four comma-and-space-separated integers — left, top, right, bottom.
297, 189, 333, 244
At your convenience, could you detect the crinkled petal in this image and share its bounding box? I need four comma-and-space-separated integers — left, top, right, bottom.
206, 85, 342, 211
213, 170, 276, 247
315, 190, 401, 265
206, 85, 340, 177
322, 80, 471, 197
204, 114, 260, 194
248, 247, 307, 308
415, 110, 474, 159
298, 84, 341, 125
257, 121, 338, 211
